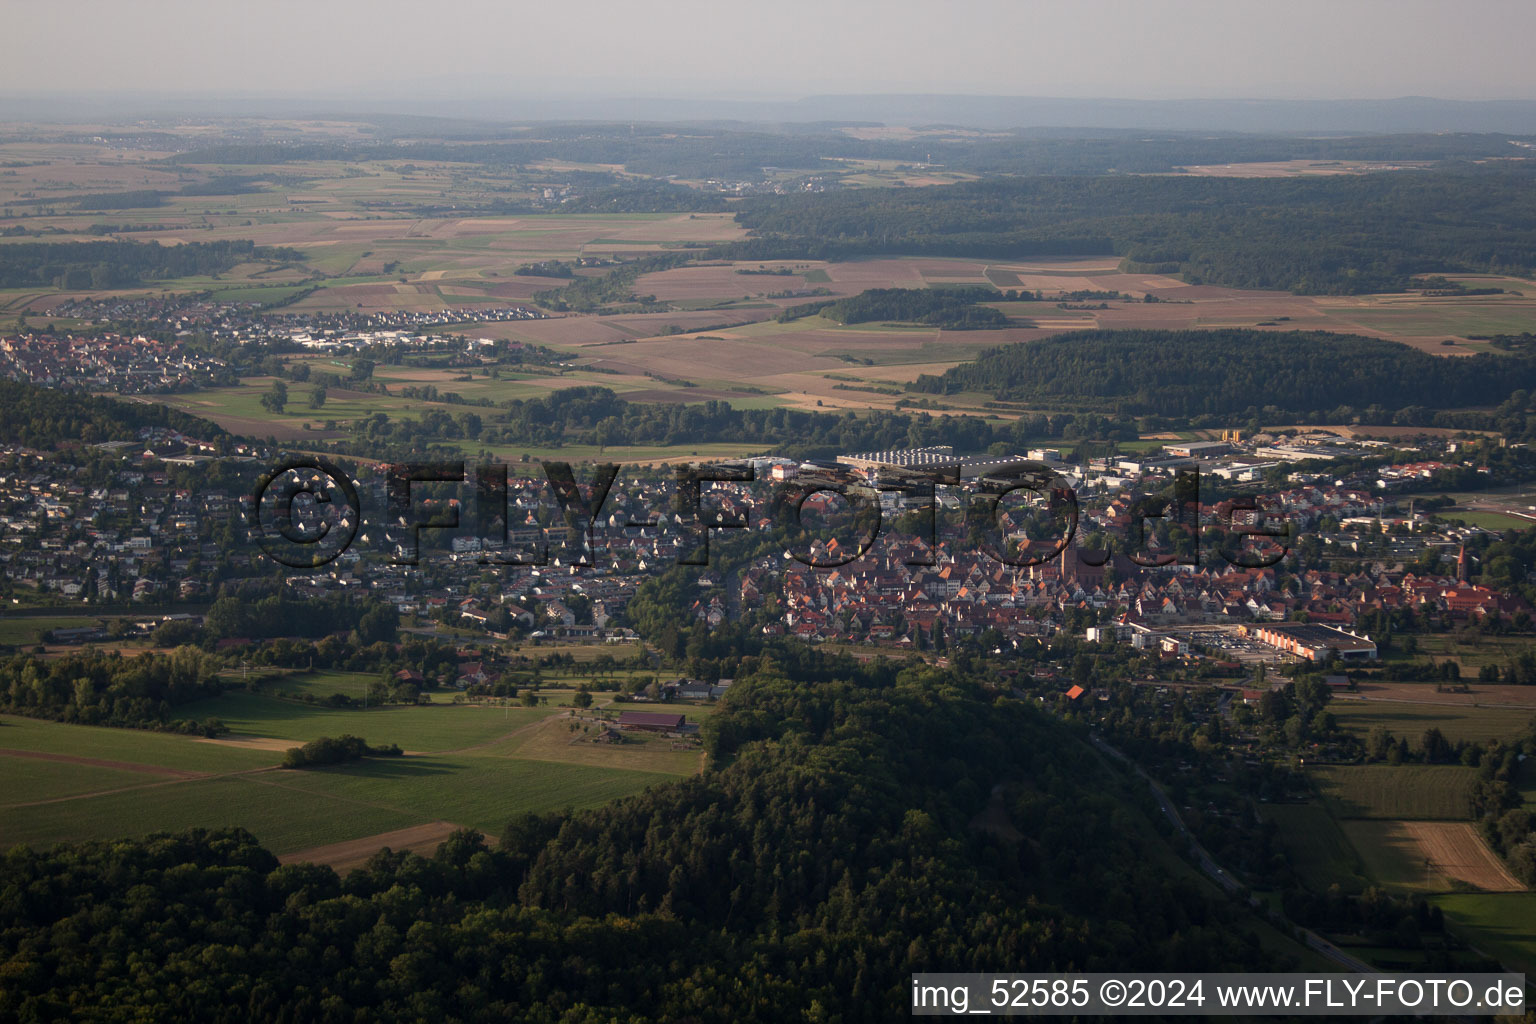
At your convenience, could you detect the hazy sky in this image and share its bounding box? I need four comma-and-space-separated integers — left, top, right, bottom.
7, 0, 1536, 101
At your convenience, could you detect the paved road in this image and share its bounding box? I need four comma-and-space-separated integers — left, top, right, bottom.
1088, 733, 1377, 974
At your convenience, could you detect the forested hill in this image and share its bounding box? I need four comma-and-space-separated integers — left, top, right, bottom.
0, 380, 224, 447
913, 329, 1536, 419
0, 657, 1274, 1021
717, 166, 1536, 294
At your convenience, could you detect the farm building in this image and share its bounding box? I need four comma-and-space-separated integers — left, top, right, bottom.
617, 710, 687, 733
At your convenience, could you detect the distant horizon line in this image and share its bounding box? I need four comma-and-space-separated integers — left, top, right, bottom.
4, 89, 1536, 101
3, 92, 1536, 135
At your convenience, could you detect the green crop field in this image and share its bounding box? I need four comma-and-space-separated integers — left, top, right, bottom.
1434, 510, 1534, 531
0, 714, 278, 773
1432, 893, 1536, 976
1339, 820, 1453, 893
0, 756, 158, 807
253, 669, 384, 701
0, 773, 423, 855
1263, 802, 1369, 891
262, 754, 676, 837
170, 692, 559, 752
1329, 702, 1536, 747
1400, 633, 1536, 671
1323, 298, 1536, 338
1312, 765, 1477, 820
0, 616, 101, 647
3, 704, 693, 856
478, 715, 701, 774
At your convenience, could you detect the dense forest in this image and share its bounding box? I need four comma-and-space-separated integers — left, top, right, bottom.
0, 656, 1276, 1021
0, 648, 228, 734
782, 286, 1010, 329
913, 329, 1536, 418
719, 166, 1536, 294
0, 380, 224, 447
0, 240, 300, 290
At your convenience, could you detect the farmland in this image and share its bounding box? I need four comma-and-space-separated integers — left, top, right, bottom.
1328, 700, 1536, 748
0, 615, 101, 648
1311, 764, 1478, 820
1432, 894, 1536, 976
1261, 802, 1369, 891
5, 133, 1535, 440
170, 691, 559, 752
1, 687, 700, 857
1340, 819, 1456, 892
129, 255, 1536, 438
1340, 820, 1523, 893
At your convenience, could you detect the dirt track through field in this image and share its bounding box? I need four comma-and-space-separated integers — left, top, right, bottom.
0, 747, 203, 778
279, 820, 491, 873
445, 707, 569, 755
195, 735, 296, 752
1403, 822, 1525, 892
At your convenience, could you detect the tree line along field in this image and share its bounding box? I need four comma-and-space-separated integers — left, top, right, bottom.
0, 668, 707, 859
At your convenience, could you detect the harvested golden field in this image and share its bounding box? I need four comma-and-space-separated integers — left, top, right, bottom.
1404, 822, 1524, 892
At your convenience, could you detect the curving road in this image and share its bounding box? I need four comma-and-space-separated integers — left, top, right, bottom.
1088, 732, 1377, 974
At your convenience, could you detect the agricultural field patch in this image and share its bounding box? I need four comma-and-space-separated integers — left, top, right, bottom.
1312, 765, 1477, 820
1328, 700, 1536, 748
169, 691, 558, 753
1432, 893, 1536, 976
0, 714, 278, 774
1262, 802, 1369, 891
1340, 819, 1455, 892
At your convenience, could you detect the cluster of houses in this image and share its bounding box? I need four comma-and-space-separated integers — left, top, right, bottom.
0, 333, 231, 392
47, 295, 548, 350
0, 431, 1530, 663
3, 298, 553, 394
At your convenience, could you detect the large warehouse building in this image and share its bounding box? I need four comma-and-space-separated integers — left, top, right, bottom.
837, 446, 1041, 480
1242, 623, 1379, 662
